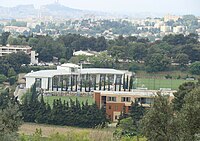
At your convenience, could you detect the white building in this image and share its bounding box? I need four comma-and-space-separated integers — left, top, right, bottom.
173, 26, 186, 33
25, 63, 130, 92
160, 25, 172, 32
0, 45, 31, 57
30, 51, 39, 65
73, 50, 95, 56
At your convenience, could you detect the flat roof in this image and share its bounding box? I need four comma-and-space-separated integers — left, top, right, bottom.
25, 70, 78, 78
94, 90, 176, 97
81, 68, 125, 75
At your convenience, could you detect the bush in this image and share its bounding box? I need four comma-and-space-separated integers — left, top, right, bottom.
9, 76, 17, 85
190, 61, 200, 75
0, 74, 7, 84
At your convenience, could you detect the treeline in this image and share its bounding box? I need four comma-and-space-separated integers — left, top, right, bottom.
20, 84, 107, 128
1, 32, 200, 73
108, 34, 200, 72
115, 81, 200, 140
0, 32, 107, 62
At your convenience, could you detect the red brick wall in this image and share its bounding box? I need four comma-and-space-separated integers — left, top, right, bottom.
94, 92, 101, 108
106, 103, 125, 121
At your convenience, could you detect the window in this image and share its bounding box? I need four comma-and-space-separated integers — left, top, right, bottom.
71, 68, 75, 72
109, 105, 111, 109
137, 98, 154, 104
108, 97, 116, 102
115, 106, 118, 110
121, 97, 131, 102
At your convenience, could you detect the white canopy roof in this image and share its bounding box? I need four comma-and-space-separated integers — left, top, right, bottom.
60, 63, 80, 68
81, 68, 125, 75
25, 70, 78, 78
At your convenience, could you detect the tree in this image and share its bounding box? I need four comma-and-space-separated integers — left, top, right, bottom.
178, 87, 200, 140
1, 32, 10, 46
130, 102, 145, 137
0, 74, 7, 84
145, 53, 171, 72
190, 61, 200, 75
140, 94, 179, 141
0, 90, 22, 141
175, 53, 189, 67
172, 82, 196, 111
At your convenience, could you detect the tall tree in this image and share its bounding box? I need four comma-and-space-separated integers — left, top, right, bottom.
141, 93, 179, 141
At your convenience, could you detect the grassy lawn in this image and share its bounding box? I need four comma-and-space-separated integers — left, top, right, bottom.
44, 96, 94, 106
135, 78, 197, 90
19, 123, 114, 140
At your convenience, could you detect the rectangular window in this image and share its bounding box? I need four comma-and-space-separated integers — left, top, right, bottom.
115, 106, 118, 110
108, 96, 116, 102
109, 105, 111, 109
121, 97, 131, 102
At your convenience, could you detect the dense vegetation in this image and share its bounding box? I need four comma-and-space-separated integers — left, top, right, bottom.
115, 81, 200, 140
21, 83, 107, 128
1, 32, 199, 74
0, 89, 22, 140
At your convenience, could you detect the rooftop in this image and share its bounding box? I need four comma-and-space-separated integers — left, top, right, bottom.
81, 68, 125, 75
25, 69, 78, 78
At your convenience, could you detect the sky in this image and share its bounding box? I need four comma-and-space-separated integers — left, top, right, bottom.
0, 0, 199, 16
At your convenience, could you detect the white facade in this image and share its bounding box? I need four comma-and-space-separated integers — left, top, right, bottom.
0, 45, 31, 57
30, 51, 39, 65
25, 63, 129, 91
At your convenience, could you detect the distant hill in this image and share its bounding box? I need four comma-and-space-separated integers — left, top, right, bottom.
0, 3, 101, 19
40, 2, 85, 18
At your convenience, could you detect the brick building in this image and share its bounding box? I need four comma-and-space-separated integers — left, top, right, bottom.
93, 90, 175, 122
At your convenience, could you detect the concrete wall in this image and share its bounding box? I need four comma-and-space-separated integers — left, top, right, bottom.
26, 77, 35, 88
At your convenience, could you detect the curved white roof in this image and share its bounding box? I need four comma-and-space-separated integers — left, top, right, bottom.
25, 70, 78, 78
60, 63, 80, 68
81, 68, 125, 75
73, 50, 94, 56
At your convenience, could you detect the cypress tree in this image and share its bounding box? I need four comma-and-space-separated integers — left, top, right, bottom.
75, 75, 78, 91
70, 75, 73, 91
115, 79, 117, 91
119, 77, 122, 91
108, 76, 110, 91
123, 74, 126, 91
99, 75, 102, 90
80, 79, 82, 92
103, 75, 106, 90
129, 76, 133, 91
126, 76, 129, 89
94, 76, 96, 90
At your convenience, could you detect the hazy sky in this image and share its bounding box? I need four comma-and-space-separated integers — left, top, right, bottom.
0, 0, 199, 15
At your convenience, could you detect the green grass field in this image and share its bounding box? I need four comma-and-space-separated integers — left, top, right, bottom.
44, 96, 94, 106
135, 78, 197, 90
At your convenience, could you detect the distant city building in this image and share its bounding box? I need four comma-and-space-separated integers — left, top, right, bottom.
94, 90, 175, 122
160, 25, 172, 32
173, 26, 186, 33
3, 26, 30, 33
0, 45, 31, 57
164, 14, 181, 22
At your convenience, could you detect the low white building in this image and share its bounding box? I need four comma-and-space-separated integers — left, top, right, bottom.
25, 63, 130, 92
73, 50, 96, 56
0, 45, 31, 57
